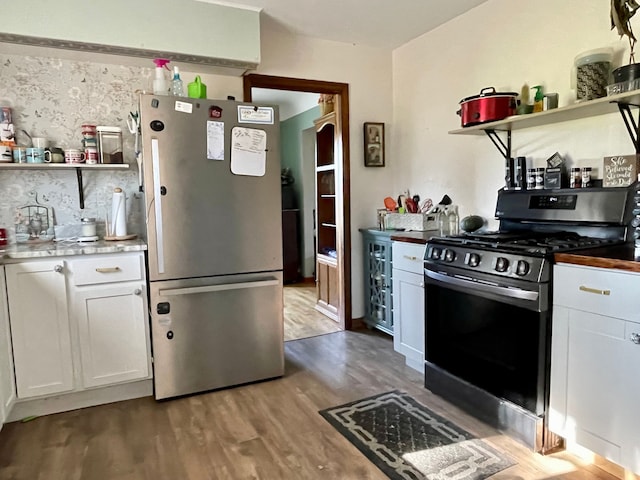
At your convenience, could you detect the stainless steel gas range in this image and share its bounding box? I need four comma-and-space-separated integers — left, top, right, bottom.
423, 186, 635, 453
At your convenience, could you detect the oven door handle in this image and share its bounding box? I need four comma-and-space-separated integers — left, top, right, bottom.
424, 269, 539, 302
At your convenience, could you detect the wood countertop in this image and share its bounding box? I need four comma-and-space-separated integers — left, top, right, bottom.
554, 243, 640, 273
389, 230, 438, 245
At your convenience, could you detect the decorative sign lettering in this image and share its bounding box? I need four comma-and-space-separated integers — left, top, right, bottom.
603, 155, 640, 187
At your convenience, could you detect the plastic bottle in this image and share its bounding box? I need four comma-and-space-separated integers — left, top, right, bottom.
152, 58, 170, 96
532, 85, 544, 113
447, 205, 459, 236
171, 66, 184, 97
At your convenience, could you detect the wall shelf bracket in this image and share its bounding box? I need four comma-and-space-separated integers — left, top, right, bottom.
616, 103, 640, 154
484, 129, 511, 160
76, 168, 85, 209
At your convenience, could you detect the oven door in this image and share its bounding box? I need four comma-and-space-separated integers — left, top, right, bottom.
424, 263, 549, 415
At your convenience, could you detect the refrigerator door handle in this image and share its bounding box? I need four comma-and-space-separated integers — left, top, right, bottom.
158, 279, 280, 297
151, 138, 165, 274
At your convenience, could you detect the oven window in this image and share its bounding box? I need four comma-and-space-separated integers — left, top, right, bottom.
426, 282, 548, 414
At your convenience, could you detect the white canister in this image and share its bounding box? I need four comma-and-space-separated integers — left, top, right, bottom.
111, 187, 127, 237
81, 218, 96, 237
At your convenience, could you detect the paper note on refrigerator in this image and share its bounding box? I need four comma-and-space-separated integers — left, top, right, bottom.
230, 127, 267, 176
206, 121, 224, 160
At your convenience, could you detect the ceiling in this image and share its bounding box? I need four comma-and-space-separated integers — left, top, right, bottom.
200, 0, 489, 49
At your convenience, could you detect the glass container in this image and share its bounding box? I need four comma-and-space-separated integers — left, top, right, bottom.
97, 126, 123, 164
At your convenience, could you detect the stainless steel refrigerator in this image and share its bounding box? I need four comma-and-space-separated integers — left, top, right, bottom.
139, 94, 284, 400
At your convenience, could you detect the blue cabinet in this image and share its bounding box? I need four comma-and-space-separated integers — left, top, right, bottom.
360, 229, 393, 334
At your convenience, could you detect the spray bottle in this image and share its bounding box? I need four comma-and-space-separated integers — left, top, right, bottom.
152, 58, 171, 96
171, 66, 184, 97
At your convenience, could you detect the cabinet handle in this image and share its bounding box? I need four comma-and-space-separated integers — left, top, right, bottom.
631, 333, 640, 345
579, 285, 610, 296
420, 282, 424, 287
53, 265, 63, 273
95, 267, 121, 273
403, 255, 418, 261
134, 288, 142, 296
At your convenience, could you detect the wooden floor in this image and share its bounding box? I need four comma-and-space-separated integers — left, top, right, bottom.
283, 283, 341, 342
0, 330, 619, 480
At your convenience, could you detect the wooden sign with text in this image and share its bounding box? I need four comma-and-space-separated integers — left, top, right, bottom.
603, 155, 640, 187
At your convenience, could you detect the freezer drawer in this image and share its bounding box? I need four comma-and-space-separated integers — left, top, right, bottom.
149, 272, 284, 400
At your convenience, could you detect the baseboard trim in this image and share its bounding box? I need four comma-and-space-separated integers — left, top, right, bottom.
7, 379, 153, 422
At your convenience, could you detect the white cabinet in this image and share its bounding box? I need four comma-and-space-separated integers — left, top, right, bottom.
392, 241, 426, 373
550, 263, 640, 475
73, 283, 148, 388
0, 266, 16, 426
6, 260, 74, 399
5, 252, 151, 403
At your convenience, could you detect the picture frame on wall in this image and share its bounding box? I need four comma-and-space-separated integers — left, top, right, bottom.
364, 122, 384, 167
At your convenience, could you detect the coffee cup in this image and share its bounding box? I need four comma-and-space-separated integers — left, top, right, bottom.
0, 145, 12, 163
26, 147, 45, 163
64, 148, 85, 163
12, 146, 27, 163
44, 147, 65, 163
31, 137, 48, 149
84, 146, 99, 164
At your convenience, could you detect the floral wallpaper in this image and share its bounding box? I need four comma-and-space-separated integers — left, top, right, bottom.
0, 53, 154, 242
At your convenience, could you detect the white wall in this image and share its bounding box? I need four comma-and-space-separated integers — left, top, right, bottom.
257, 17, 395, 318
393, 0, 633, 230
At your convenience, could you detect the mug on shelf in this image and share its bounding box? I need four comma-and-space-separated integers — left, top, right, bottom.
84, 146, 98, 164
64, 148, 85, 164
44, 147, 65, 163
0, 145, 12, 163
26, 147, 45, 163
31, 137, 48, 149
12, 146, 27, 163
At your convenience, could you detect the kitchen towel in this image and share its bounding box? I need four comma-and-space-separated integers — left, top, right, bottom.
111, 187, 127, 237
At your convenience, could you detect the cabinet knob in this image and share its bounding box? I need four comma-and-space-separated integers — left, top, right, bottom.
631, 333, 640, 345
134, 288, 142, 296
53, 265, 63, 273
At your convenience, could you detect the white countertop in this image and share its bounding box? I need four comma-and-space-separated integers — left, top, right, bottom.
0, 238, 147, 261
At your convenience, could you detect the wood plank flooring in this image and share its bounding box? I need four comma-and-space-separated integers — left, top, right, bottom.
0, 330, 620, 480
283, 283, 341, 341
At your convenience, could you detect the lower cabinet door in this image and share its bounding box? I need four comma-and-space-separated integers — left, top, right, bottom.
0, 266, 16, 424
623, 320, 640, 474
74, 282, 149, 388
392, 268, 425, 371
566, 309, 627, 465
6, 261, 74, 399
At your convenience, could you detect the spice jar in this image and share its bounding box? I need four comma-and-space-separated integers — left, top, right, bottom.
97, 126, 123, 164
570, 167, 582, 188
581, 167, 592, 188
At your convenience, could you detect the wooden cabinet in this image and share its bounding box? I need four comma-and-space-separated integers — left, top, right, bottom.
0, 266, 16, 427
550, 263, 640, 475
6, 260, 75, 399
392, 241, 426, 372
361, 229, 393, 334
5, 252, 151, 403
314, 111, 343, 323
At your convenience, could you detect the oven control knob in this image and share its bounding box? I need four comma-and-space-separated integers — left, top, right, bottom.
431, 247, 442, 260
516, 260, 530, 276
466, 252, 481, 267
443, 249, 456, 262
495, 257, 509, 272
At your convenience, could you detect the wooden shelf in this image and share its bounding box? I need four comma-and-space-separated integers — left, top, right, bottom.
449, 88, 640, 135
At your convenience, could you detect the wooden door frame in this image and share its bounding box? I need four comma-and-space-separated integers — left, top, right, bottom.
243, 74, 352, 330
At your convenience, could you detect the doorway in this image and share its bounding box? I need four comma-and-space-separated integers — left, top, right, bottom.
243, 74, 352, 335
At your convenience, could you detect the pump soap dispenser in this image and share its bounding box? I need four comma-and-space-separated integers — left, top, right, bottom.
532, 85, 544, 113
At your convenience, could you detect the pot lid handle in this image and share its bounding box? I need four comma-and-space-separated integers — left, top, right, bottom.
479, 87, 497, 96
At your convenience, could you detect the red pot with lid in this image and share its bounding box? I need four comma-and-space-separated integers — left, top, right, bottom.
457, 87, 518, 127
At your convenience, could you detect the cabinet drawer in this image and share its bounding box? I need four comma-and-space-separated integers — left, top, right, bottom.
392, 242, 426, 274
70, 253, 143, 286
554, 264, 640, 321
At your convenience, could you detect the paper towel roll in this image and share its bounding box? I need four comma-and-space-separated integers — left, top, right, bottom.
111, 187, 127, 237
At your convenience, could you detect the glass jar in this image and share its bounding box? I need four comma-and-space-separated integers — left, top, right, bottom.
97, 126, 123, 164
447, 206, 459, 236
81, 217, 96, 237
